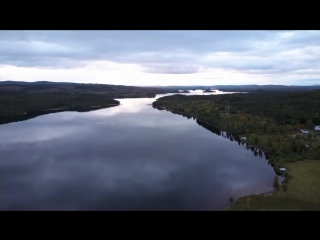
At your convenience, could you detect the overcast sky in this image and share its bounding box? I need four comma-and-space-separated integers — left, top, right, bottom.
1, 30, 320, 86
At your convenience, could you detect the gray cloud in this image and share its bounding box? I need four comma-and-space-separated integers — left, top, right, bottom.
142, 63, 201, 74
1, 30, 320, 80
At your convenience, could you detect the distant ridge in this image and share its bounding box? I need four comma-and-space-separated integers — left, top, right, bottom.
0, 81, 137, 87
1, 81, 320, 90
0, 80, 75, 85
152, 84, 320, 92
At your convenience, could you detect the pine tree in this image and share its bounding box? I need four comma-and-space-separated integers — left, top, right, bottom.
282, 184, 288, 193
273, 175, 279, 190
229, 197, 234, 206
306, 119, 314, 129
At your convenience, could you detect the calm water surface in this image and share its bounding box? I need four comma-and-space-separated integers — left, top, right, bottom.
0, 90, 275, 210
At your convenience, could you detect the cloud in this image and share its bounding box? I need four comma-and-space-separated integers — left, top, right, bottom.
0, 30, 278, 69
142, 63, 201, 74
0, 30, 320, 85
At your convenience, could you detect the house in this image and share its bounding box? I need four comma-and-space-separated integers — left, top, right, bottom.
299, 130, 309, 134
315, 126, 320, 131
279, 168, 286, 171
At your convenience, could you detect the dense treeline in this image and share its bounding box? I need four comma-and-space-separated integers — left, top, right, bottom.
0, 82, 178, 121
0, 105, 117, 125
0, 94, 119, 117
157, 84, 320, 92
153, 90, 320, 170
0, 82, 177, 99
154, 90, 320, 127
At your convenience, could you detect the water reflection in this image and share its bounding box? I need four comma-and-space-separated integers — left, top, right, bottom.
0, 90, 226, 126
196, 120, 268, 160
0, 90, 274, 210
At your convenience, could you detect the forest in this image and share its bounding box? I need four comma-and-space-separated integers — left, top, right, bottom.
153, 90, 320, 172
0, 81, 178, 124
0, 81, 177, 99
153, 90, 320, 210
0, 94, 120, 116
157, 84, 320, 92
0, 94, 121, 125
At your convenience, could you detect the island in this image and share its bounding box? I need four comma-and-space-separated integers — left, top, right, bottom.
152, 89, 320, 210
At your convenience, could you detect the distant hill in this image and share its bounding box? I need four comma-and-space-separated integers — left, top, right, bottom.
157, 84, 320, 92
0, 81, 180, 123
1, 81, 320, 92
0, 80, 179, 99
0, 81, 75, 86
213, 85, 320, 92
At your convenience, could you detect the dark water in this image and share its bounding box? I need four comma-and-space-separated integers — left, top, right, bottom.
0, 91, 276, 210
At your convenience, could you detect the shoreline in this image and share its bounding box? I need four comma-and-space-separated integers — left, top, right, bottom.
223, 190, 276, 211
154, 94, 320, 210
0, 103, 120, 126
1, 103, 120, 117
157, 106, 276, 158
155, 106, 281, 210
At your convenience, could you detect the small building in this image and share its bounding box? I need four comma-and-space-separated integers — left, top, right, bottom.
299, 130, 309, 134
279, 168, 286, 171
241, 137, 246, 140
315, 126, 320, 132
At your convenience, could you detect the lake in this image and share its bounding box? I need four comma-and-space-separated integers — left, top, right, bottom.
0, 90, 276, 210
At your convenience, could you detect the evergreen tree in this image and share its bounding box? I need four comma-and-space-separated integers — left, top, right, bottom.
229, 197, 234, 206
306, 119, 314, 129
282, 184, 288, 193
246, 198, 251, 210
273, 175, 279, 190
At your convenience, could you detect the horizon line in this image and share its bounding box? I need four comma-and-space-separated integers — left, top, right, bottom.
1, 80, 320, 87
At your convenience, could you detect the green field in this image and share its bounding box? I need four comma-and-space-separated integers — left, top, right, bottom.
227, 160, 320, 211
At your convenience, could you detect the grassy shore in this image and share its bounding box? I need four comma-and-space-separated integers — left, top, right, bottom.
226, 160, 320, 211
